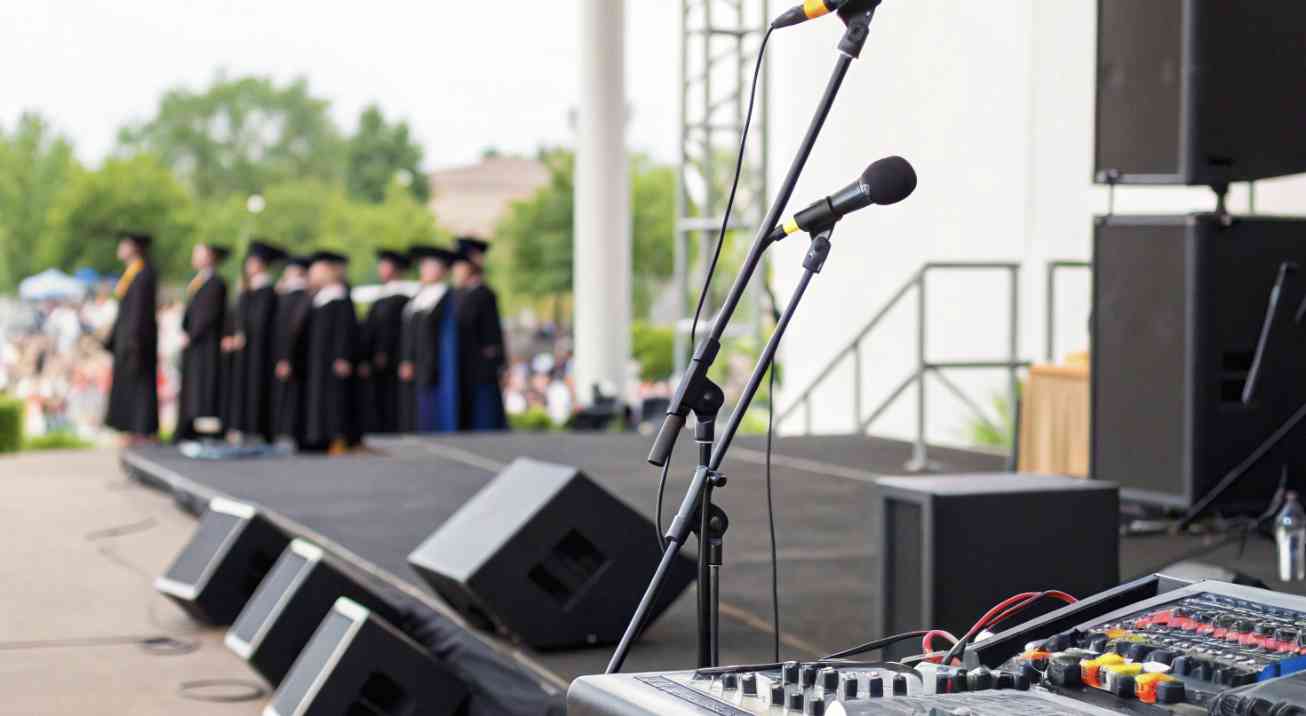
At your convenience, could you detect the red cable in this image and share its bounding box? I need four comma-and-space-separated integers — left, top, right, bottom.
935, 590, 1078, 664
921, 629, 958, 655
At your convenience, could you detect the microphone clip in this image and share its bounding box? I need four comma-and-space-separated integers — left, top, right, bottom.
803, 228, 835, 274
837, 0, 880, 58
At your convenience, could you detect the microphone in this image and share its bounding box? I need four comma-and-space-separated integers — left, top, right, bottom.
772, 0, 845, 28
767, 155, 916, 241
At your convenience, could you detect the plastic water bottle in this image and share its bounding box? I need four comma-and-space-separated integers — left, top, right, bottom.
1276, 491, 1306, 582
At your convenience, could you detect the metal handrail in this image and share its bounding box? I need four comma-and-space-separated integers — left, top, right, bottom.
1045, 260, 1091, 362
776, 261, 1026, 470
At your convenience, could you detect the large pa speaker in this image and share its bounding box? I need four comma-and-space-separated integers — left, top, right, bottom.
873, 474, 1119, 660
226, 539, 405, 686
408, 458, 695, 649
1093, 214, 1306, 509
154, 497, 289, 625
1094, 0, 1306, 186
264, 597, 468, 716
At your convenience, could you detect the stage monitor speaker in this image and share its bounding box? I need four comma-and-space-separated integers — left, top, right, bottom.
873, 474, 1119, 660
154, 497, 289, 625
1093, 214, 1306, 510
226, 539, 405, 686
264, 597, 467, 716
408, 457, 696, 649
1094, 0, 1306, 186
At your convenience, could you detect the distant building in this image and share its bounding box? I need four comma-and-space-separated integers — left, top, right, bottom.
427, 156, 551, 238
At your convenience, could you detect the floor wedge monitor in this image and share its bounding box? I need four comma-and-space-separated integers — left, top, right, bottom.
154, 496, 289, 625
408, 457, 695, 649
264, 597, 468, 716
226, 539, 405, 686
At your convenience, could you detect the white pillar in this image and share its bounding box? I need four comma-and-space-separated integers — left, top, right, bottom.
574, 0, 631, 407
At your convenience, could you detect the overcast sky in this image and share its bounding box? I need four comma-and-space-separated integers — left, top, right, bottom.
0, 1, 680, 168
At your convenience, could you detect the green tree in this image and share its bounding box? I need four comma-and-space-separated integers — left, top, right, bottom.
118, 75, 345, 199
493, 148, 676, 320
44, 154, 195, 281
0, 113, 80, 290
192, 177, 443, 287
346, 104, 430, 204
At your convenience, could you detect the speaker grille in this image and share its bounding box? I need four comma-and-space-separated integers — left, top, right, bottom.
163, 510, 243, 587
272, 609, 355, 715
230, 549, 308, 647
1095, 0, 1184, 181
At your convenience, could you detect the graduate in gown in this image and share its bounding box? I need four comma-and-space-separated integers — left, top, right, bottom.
218, 306, 239, 437
175, 242, 229, 442
361, 250, 411, 433
397, 246, 457, 432
272, 256, 312, 441
104, 231, 160, 443
230, 240, 287, 443
452, 237, 508, 431
299, 251, 359, 454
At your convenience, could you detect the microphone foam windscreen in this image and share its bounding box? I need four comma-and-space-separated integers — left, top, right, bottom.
863, 156, 917, 205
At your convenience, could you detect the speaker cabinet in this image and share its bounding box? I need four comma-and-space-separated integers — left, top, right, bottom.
873, 474, 1119, 660
1093, 214, 1306, 509
1094, 0, 1306, 185
264, 598, 467, 716
408, 458, 695, 649
154, 497, 289, 625
226, 539, 404, 686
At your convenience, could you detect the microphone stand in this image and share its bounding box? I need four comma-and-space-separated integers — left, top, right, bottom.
608, 3, 881, 675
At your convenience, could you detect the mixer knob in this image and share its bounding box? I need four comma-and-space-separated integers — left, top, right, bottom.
819, 667, 839, 692
740, 673, 757, 696
1019, 662, 1041, 685
1155, 680, 1186, 704
770, 683, 787, 707
892, 673, 908, 695
994, 671, 1014, 690
966, 667, 993, 691
934, 673, 950, 694
1147, 649, 1175, 665
1171, 656, 1191, 676
783, 661, 801, 686
866, 674, 883, 697
1012, 672, 1031, 691
839, 673, 859, 700
721, 673, 739, 691
805, 696, 826, 715
788, 690, 805, 711
801, 664, 818, 689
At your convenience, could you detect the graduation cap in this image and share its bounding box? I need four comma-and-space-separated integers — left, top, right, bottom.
376, 249, 412, 270
286, 255, 312, 270
409, 245, 458, 266
456, 236, 490, 257
247, 240, 289, 263
206, 244, 232, 262
310, 250, 349, 266
116, 231, 153, 249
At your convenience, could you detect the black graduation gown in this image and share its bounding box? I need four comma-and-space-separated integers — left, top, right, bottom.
218, 311, 238, 434
175, 274, 227, 442
454, 283, 508, 430
231, 284, 279, 441
300, 290, 359, 449
396, 290, 448, 432
362, 292, 409, 433
104, 262, 159, 436
272, 288, 312, 439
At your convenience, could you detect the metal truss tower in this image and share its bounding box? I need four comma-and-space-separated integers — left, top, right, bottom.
674, 0, 771, 375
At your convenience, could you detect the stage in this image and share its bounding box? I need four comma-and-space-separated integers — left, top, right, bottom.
122, 431, 1306, 691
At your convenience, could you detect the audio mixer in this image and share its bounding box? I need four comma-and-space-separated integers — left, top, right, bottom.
568, 580, 1306, 715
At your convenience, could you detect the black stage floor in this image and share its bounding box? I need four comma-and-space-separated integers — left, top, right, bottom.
123, 431, 1306, 688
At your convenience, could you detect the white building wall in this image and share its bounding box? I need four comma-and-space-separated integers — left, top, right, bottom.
768, 1, 1306, 446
